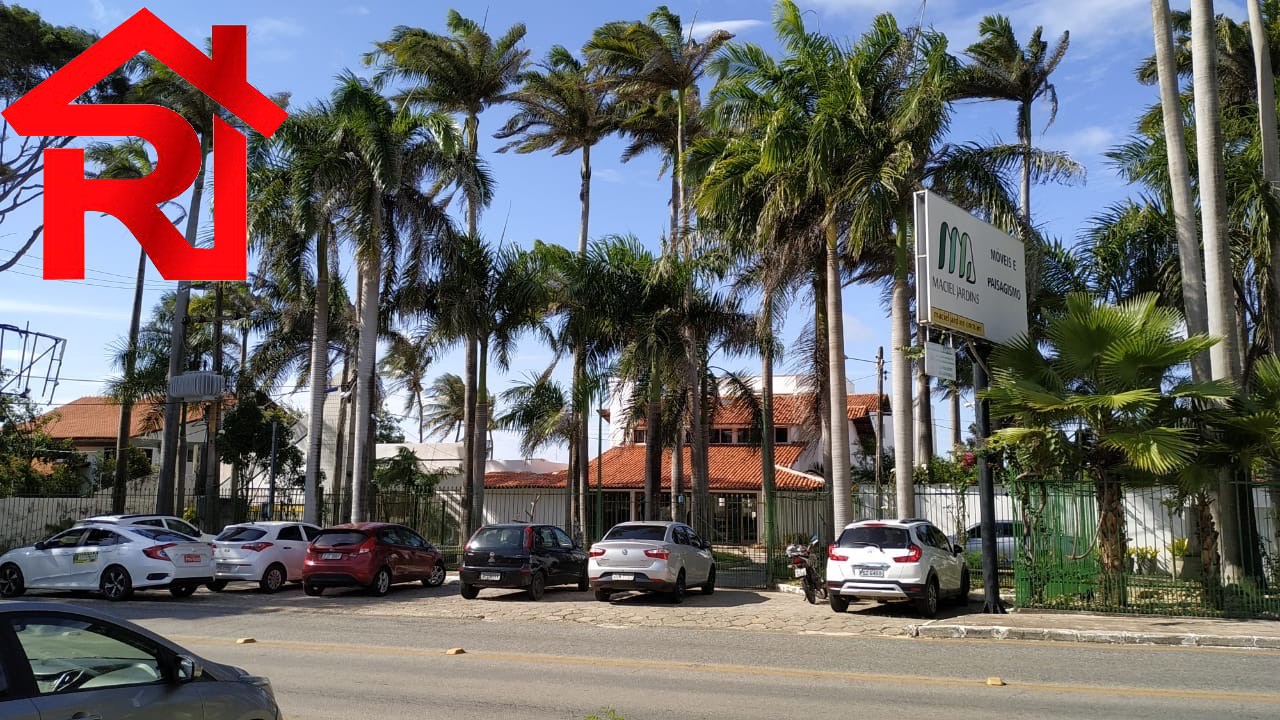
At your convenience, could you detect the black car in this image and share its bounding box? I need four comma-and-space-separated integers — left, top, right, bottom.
458, 523, 589, 601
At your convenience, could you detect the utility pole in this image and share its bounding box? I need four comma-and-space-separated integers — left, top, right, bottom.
204, 282, 224, 528
266, 420, 279, 521
971, 341, 1005, 613
874, 346, 885, 519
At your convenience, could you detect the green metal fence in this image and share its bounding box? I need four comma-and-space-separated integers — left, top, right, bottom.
1011, 479, 1280, 618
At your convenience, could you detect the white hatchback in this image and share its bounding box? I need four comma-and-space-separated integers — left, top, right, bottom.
588, 521, 716, 602
0, 525, 214, 601
825, 519, 969, 618
209, 521, 321, 593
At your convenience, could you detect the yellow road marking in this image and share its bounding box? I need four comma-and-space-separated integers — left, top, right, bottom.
173, 634, 1280, 705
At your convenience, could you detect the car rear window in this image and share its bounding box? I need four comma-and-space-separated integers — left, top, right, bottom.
603, 525, 667, 542
130, 528, 193, 543
468, 527, 528, 551
312, 531, 369, 548
837, 526, 910, 549
216, 526, 267, 542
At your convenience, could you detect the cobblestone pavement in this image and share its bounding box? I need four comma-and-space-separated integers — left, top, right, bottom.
172, 575, 964, 637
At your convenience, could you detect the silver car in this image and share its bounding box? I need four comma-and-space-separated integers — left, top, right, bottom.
0, 601, 279, 720
588, 521, 716, 602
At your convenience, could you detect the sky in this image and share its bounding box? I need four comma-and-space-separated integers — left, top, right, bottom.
0, 0, 1245, 464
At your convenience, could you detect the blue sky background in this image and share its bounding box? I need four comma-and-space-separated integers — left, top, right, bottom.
0, 0, 1240, 463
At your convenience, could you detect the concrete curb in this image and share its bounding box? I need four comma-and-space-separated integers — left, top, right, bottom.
907, 622, 1280, 649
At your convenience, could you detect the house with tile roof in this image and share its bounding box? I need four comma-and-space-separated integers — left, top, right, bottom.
471, 375, 891, 544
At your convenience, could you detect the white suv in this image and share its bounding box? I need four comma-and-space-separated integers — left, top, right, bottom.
826, 519, 969, 617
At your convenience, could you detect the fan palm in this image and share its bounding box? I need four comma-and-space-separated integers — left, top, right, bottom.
422, 373, 468, 441
984, 293, 1228, 605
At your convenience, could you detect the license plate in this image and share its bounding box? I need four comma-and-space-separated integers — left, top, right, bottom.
611, 573, 634, 581
858, 568, 885, 578
183, 554, 201, 563
322, 552, 342, 560
794, 567, 807, 578
216, 563, 234, 573
480, 573, 501, 581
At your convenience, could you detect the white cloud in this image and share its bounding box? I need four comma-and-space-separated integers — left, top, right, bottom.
596, 168, 625, 184
0, 299, 128, 321
1055, 125, 1120, 159
250, 17, 305, 42
689, 19, 765, 40
343, 5, 371, 15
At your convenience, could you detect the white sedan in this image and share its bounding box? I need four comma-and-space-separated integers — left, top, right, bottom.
0, 525, 213, 601
208, 521, 321, 593
588, 521, 716, 602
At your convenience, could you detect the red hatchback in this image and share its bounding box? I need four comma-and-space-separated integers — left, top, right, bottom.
302, 523, 445, 597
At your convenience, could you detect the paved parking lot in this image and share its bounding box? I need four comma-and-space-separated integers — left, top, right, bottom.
85, 575, 970, 637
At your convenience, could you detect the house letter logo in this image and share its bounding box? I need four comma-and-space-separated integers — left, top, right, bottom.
937, 221, 977, 285
1, 9, 287, 281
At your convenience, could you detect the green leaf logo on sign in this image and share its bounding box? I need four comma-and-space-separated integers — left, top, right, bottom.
937, 221, 977, 284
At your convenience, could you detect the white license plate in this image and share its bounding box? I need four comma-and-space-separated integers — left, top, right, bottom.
611, 573, 634, 581
480, 573, 501, 581
183, 554, 201, 563
216, 563, 235, 573
794, 567, 807, 578
858, 568, 885, 578
321, 552, 342, 560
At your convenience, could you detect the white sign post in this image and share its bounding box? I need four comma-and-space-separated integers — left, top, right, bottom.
914, 190, 1028, 344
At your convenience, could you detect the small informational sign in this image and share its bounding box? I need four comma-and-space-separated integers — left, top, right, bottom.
923, 341, 957, 382
915, 190, 1028, 344
72, 551, 97, 564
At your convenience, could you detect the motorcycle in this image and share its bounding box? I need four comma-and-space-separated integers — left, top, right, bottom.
785, 535, 827, 604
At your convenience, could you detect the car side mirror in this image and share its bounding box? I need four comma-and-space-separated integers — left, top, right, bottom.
33, 541, 47, 551
702, 541, 711, 551
174, 655, 202, 684
953, 544, 964, 555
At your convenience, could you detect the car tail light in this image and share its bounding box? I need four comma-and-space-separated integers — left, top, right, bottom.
893, 544, 923, 563
241, 542, 274, 552
828, 544, 848, 562
644, 548, 669, 560
353, 536, 377, 555
863, 522, 885, 527
524, 525, 534, 552
143, 544, 174, 561
589, 547, 605, 558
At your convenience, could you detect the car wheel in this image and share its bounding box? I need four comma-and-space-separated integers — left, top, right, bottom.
100, 566, 133, 602
206, 580, 228, 592
169, 584, 197, 599
829, 591, 850, 613
577, 571, 590, 592
594, 589, 612, 602
304, 581, 323, 597
701, 565, 716, 595
424, 561, 446, 588
667, 570, 686, 604
915, 577, 939, 618
527, 571, 546, 601
369, 567, 392, 597
259, 564, 286, 594
0, 563, 26, 598
955, 568, 971, 605
460, 582, 479, 599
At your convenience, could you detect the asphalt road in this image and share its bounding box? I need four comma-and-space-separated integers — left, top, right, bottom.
28, 590, 1280, 720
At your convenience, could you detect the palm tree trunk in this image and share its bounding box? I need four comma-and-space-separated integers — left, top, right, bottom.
949, 384, 962, 450
1248, 0, 1280, 351
204, 283, 224, 527
644, 359, 662, 521
1096, 476, 1128, 606
303, 230, 330, 525
176, 404, 188, 515
914, 325, 934, 466
1153, 0, 1211, 382
1192, 0, 1245, 580
472, 336, 490, 528
891, 214, 916, 517
576, 143, 592, 540
825, 221, 853, 533
111, 246, 148, 513
342, 363, 358, 523
157, 132, 210, 515
462, 335, 478, 536
814, 268, 834, 542
332, 358, 351, 525
761, 297, 778, 576
350, 250, 380, 523
1020, 100, 1032, 223
671, 432, 684, 522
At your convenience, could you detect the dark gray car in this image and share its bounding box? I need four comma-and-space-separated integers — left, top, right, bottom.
0, 601, 279, 720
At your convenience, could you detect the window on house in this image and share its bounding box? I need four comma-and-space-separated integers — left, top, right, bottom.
774, 426, 789, 444
631, 429, 646, 444
709, 428, 735, 444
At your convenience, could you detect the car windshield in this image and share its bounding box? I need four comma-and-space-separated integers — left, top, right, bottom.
129, 528, 193, 543
468, 527, 527, 551
313, 531, 368, 548
603, 525, 667, 542
216, 526, 267, 542
837, 526, 910, 549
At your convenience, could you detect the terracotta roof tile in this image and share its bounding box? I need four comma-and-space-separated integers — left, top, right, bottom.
485, 470, 566, 489
641, 392, 887, 430
36, 396, 164, 441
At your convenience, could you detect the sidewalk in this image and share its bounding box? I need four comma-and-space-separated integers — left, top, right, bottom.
909, 609, 1280, 649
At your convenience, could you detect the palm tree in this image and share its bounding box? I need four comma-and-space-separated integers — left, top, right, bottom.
960, 15, 1070, 223
1245, 0, 1280, 356
366, 9, 528, 536
379, 333, 433, 443
1191, 0, 1247, 579
496, 44, 619, 538
422, 373, 468, 441
497, 373, 578, 457
985, 293, 1226, 605
326, 73, 457, 523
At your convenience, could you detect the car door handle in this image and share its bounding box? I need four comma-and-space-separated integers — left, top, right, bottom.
70, 713, 103, 720
283, 546, 293, 550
